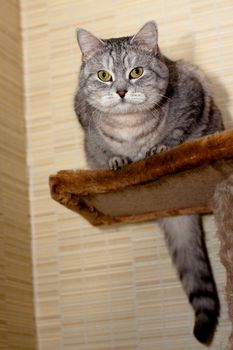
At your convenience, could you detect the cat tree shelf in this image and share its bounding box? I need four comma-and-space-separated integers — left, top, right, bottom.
49, 129, 233, 226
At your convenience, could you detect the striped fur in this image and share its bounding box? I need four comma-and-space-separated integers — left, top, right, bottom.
74, 21, 223, 343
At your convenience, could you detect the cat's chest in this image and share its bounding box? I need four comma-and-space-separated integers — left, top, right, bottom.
99, 112, 164, 160
101, 113, 146, 142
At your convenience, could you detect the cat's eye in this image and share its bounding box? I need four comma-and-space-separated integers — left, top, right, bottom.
129, 67, 143, 79
98, 70, 112, 82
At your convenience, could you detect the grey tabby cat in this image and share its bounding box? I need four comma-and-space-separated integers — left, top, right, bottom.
74, 21, 224, 343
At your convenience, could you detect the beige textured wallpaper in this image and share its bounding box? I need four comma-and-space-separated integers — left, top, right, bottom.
20, 0, 233, 349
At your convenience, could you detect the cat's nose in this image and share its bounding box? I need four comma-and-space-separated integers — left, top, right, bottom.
116, 90, 127, 98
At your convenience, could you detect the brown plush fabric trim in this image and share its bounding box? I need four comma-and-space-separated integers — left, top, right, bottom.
49, 130, 233, 226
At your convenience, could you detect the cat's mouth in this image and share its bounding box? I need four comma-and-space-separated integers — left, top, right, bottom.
104, 93, 145, 104
118, 97, 145, 108
99, 93, 146, 113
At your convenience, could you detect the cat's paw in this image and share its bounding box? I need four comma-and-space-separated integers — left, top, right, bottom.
108, 156, 131, 171
146, 144, 169, 157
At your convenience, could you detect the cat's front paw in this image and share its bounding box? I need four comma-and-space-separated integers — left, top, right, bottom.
146, 144, 169, 157
108, 156, 131, 171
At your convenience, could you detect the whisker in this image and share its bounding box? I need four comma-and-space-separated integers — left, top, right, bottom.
141, 102, 163, 117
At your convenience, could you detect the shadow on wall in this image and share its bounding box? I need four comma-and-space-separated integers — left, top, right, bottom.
165, 34, 231, 129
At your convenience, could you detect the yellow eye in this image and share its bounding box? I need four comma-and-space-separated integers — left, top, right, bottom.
129, 67, 143, 79
98, 70, 112, 82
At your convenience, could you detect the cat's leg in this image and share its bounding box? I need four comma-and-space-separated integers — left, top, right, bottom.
158, 214, 219, 344
85, 137, 132, 169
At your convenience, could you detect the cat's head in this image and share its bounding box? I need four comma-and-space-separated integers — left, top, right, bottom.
76, 21, 169, 114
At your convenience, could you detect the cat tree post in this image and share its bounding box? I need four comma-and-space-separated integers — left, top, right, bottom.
213, 175, 233, 350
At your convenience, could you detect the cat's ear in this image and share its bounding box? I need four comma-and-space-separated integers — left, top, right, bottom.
131, 21, 158, 53
76, 28, 104, 60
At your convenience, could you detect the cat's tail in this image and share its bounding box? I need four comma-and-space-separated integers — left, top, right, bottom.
159, 215, 220, 344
